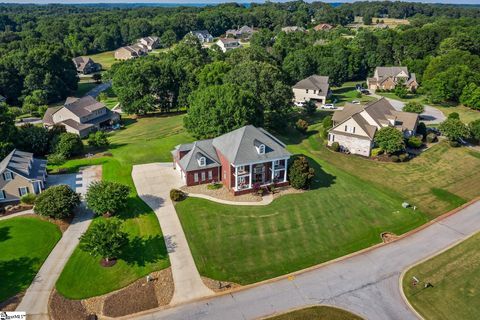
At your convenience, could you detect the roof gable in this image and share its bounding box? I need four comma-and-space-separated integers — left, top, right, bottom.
293, 75, 330, 93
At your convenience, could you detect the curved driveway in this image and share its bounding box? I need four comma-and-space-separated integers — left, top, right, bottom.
127, 200, 480, 320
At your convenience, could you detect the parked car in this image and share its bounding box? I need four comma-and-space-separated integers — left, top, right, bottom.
361, 89, 370, 95
323, 103, 336, 109
294, 101, 306, 107
351, 100, 361, 104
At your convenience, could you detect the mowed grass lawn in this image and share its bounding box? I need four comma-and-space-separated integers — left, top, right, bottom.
330, 82, 376, 106
267, 306, 363, 320
54, 114, 194, 299
0, 217, 61, 302
88, 50, 117, 70
403, 232, 480, 320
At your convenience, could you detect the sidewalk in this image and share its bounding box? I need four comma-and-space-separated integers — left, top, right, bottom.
186, 192, 273, 206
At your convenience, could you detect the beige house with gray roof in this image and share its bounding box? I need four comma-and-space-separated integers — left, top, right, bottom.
43, 96, 120, 138
0, 149, 47, 203
367, 66, 418, 91
293, 75, 330, 105
327, 98, 418, 156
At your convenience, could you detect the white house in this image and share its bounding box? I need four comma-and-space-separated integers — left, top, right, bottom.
215, 38, 242, 53
191, 30, 214, 43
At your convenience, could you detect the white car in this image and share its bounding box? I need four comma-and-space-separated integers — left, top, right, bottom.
323, 103, 335, 109
294, 101, 306, 107
351, 100, 361, 104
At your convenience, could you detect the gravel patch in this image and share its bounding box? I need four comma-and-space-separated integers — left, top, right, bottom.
202, 277, 241, 293
0, 292, 24, 311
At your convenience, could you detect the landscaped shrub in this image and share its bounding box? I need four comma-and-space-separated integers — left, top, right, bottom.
303, 100, 316, 115
88, 131, 110, 148
79, 218, 128, 264
47, 153, 66, 166
449, 140, 461, 147
288, 156, 315, 189
447, 112, 460, 119
295, 119, 309, 134
374, 127, 405, 154
54, 132, 84, 158
371, 148, 383, 157
86, 181, 130, 216
407, 136, 423, 148
403, 101, 424, 114
207, 182, 222, 190
399, 153, 409, 162
20, 193, 36, 205
390, 155, 400, 162
331, 142, 340, 152
439, 118, 469, 142
416, 122, 427, 137
426, 133, 438, 143
469, 119, 480, 143
322, 116, 333, 130
34, 185, 81, 219
170, 189, 185, 201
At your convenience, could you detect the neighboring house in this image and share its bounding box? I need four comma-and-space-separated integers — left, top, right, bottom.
0, 149, 47, 203
191, 30, 214, 43
0, 94, 5, 103
281, 26, 306, 33
215, 38, 242, 53
72, 57, 102, 74
314, 23, 334, 31
226, 25, 256, 39
137, 36, 160, 51
375, 23, 389, 29
114, 45, 147, 60
292, 75, 330, 105
327, 98, 419, 157
172, 125, 291, 195
367, 66, 418, 91
43, 96, 120, 138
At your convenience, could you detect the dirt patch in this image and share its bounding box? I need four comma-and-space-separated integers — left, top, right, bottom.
271, 185, 304, 199
202, 277, 242, 293
0, 292, 25, 311
0, 204, 32, 216
37, 214, 73, 233
381, 232, 399, 243
50, 268, 174, 319
49, 290, 90, 320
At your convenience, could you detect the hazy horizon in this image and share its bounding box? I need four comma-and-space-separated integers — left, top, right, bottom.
1, 0, 480, 5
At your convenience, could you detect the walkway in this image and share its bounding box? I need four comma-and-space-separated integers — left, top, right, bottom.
186, 192, 273, 206
0, 209, 33, 221
85, 80, 112, 98
16, 166, 101, 320
127, 200, 480, 320
132, 163, 214, 304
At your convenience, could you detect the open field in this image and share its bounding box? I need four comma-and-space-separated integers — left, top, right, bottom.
53, 114, 193, 299
0, 217, 61, 302
403, 232, 480, 320
330, 82, 377, 106
349, 16, 409, 29
88, 50, 117, 70
266, 306, 363, 320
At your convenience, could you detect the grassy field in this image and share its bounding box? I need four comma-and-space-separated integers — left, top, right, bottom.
375, 91, 424, 103
88, 50, 117, 70
403, 232, 480, 320
330, 82, 377, 106
54, 114, 193, 299
0, 217, 61, 302
267, 306, 363, 320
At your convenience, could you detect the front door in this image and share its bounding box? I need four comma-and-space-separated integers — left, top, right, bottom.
253, 164, 265, 184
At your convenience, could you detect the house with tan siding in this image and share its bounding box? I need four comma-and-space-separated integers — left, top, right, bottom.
367, 66, 418, 91
0, 149, 47, 203
171, 125, 291, 195
293, 75, 330, 105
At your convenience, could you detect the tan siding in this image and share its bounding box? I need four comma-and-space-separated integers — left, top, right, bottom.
52, 108, 80, 124
0, 171, 35, 202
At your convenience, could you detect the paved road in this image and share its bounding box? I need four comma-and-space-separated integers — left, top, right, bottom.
372, 94, 446, 125
16, 166, 101, 320
126, 200, 480, 320
85, 80, 112, 98
132, 163, 214, 304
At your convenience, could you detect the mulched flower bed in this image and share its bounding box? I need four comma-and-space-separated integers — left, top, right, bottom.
100, 258, 117, 267
202, 277, 241, 293
49, 290, 91, 320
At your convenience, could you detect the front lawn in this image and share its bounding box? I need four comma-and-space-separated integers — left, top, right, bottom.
54, 114, 193, 299
88, 50, 117, 70
75, 80, 97, 97
0, 217, 61, 302
267, 306, 363, 320
403, 232, 480, 320
330, 82, 377, 106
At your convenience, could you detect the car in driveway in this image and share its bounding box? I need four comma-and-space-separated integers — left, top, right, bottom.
322, 103, 336, 109
294, 101, 306, 107
351, 100, 361, 104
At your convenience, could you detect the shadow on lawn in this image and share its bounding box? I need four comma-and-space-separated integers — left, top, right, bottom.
121, 235, 168, 267
0, 257, 39, 302
303, 155, 336, 190
0, 226, 11, 242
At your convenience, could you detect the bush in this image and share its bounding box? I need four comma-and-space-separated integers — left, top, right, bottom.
374, 127, 405, 154
79, 218, 128, 262
85, 181, 130, 216
469, 119, 480, 143
288, 156, 315, 189
88, 131, 109, 148
407, 136, 423, 148
47, 153, 66, 165
371, 148, 383, 157
439, 118, 469, 142
449, 140, 461, 147
54, 132, 84, 158
403, 102, 424, 114
303, 100, 316, 115
395, 85, 408, 99
331, 142, 340, 152
426, 132, 438, 143
170, 189, 185, 201
322, 116, 333, 130
390, 155, 399, 162
295, 119, 308, 134
399, 153, 409, 162
448, 112, 460, 120
20, 193, 36, 205
207, 183, 222, 190
34, 185, 81, 219
416, 122, 427, 137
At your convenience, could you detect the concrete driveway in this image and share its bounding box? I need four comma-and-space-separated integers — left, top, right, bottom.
85, 80, 112, 98
127, 200, 480, 320
132, 163, 214, 304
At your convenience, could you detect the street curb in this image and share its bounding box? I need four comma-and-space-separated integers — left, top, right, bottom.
398, 231, 479, 320
256, 304, 365, 320
115, 197, 480, 320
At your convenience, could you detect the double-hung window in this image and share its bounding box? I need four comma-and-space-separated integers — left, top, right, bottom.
0, 190, 5, 200
19, 187, 29, 197
194, 173, 199, 182
3, 171, 12, 181
208, 171, 212, 180
201, 172, 206, 181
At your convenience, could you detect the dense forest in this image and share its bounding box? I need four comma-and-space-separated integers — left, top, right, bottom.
0, 1, 480, 142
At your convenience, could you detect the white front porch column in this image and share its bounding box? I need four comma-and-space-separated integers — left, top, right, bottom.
271, 160, 275, 182
284, 158, 288, 182
249, 164, 252, 189
234, 166, 238, 190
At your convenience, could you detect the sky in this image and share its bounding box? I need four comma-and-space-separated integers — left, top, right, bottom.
1, 0, 479, 4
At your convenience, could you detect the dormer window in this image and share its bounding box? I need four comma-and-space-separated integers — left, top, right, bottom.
3, 171, 12, 181
198, 157, 206, 167
257, 144, 265, 155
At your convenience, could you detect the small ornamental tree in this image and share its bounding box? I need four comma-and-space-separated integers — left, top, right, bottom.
374, 127, 405, 154
448, 112, 460, 120
80, 218, 128, 263
416, 122, 427, 138
469, 119, 480, 143
439, 118, 469, 142
86, 181, 130, 216
303, 100, 316, 115
394, 82, 408, 99
403, 102, 424, 114
88, 131, 109, 148
295, 119, 308, 134
322, 115, 333, 130
34, 185, 81, 219
54, 132, 84, 158
288, 156, 315, 189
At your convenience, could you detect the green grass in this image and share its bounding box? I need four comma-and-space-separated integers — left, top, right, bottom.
75, 80, 97, 97
330, 82, 377, 106
266, 306, 363, 320
403, 232, 480, 320
0, 217, 61, 302
434, 105, 480, 124
375, 91, 424, 103
54, 114, 193, 299
430, 188, 467, 209
88, 50, 117, 70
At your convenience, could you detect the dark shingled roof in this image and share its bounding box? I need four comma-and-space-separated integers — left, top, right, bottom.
293, 75, 330, 94
0, 149, 47, 181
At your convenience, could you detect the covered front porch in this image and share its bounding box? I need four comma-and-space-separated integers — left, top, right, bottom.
233, 158, 288, 192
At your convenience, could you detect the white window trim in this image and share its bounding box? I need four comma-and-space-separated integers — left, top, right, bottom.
19, 187, 28, 197
198, 157, 206, 167
194, 173, 199, 182
4, 171, 12, 181
201, 171, 206, 181
208, 170, 213, 180
0, 190, 5, 200
257, 144, 265, 155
